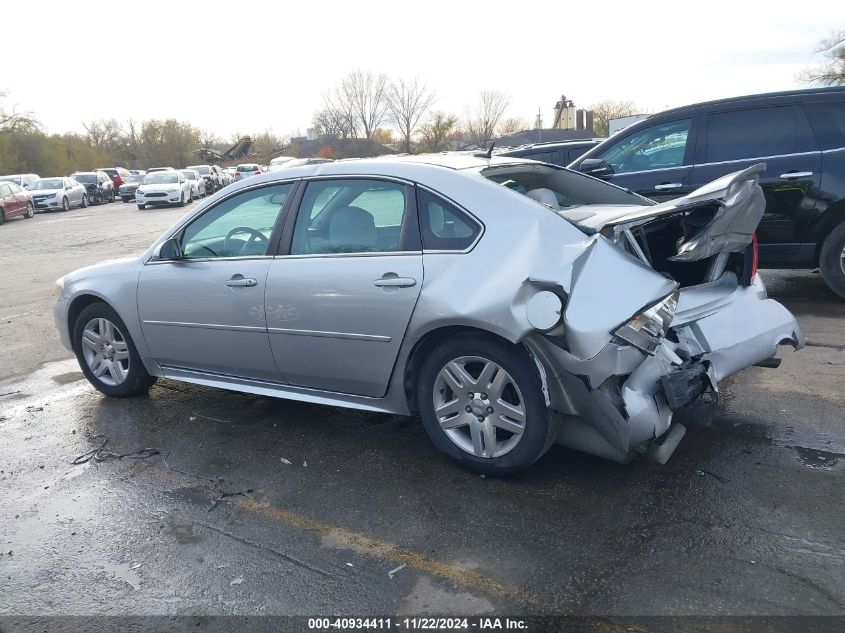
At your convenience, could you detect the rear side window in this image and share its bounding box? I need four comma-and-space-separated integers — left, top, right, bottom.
804, 100, 845, 150
417, 189, 480, 251
705, 106, 798, 162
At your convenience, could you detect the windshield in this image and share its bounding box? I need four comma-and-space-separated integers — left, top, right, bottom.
30, 179, 65, 190
0, 176, 23, 185
143, 173, 178, 184
124, 175, 143, 184
181, 171, 197, 179
237, 165, 258, 171
188, 166, 211, 175
72, 174, 97, 184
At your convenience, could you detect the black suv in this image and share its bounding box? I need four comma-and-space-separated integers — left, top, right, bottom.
70, 171, 115, 205
569, 88, 845, 298
498, 139, 602, 167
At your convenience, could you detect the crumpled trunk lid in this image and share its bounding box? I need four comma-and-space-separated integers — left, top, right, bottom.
569, 164, 766, 263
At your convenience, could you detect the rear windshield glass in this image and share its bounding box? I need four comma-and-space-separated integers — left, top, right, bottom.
188, 166, 211, 174
237, 165, 259, 171
72, 174, 97, 184
479, 164, 649, 211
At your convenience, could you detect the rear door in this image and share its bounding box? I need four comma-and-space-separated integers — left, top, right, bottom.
589, 118, 697, 201
265, 177, 423, 397
8, 183, 27, 216
691, 104, 821, 264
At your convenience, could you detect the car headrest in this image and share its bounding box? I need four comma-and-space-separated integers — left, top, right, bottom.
526, 188, 560, 210
328, 206, 378, 250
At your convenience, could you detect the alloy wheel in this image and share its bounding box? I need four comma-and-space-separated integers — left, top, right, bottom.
432, 356, 527, 458
80, 317, 131, 386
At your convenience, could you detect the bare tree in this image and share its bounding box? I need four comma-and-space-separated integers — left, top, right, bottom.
589, 100, 639, 136
418, 112, 459, 152
797, 30, 845, 86
312, 99, 356, 139
497, 117, 529, 136
252, 130, 288, 160
198, 128, 219, 151
464, 91, 509, 147
387, 77, 435, 153
0, 91, 40, 133
339, 70, 389, 151
83, 118, 123, 151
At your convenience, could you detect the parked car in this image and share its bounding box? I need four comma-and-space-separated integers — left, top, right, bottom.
185, 164, 220, 194
233, 163, 262, 181
0, 174, 40, 189
215, 165, 231, 187
181, 169, 206, 199
97, 167, 132, 192
129, 170, 147, 176
223, 167, 236, 184
497, 139, 602, 167
28, 177, 88, 211
52, 154, 802, 475
269, 156, 297, 168
71, 171, 115, 205
135, 171, 192, 209
118, 174, 145, 202
569, 87, 845, 298
0, 181, 34, 224
268, 158, 333, 172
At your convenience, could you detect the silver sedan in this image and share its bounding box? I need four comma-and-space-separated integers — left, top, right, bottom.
53, 155, 803, 475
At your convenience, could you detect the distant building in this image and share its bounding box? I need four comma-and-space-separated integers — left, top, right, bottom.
552, 94, 593, 133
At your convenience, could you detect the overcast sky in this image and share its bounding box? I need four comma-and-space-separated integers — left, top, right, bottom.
3, 0, 838, 139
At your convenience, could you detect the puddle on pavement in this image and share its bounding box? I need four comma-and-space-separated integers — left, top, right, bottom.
100, 559, 142, 590
793, 446, 842, 470
52, 371, 84, 384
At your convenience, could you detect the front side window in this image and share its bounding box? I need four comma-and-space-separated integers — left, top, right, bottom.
0, 184, 11, 197
291, 179, 408, 255
705, 106, 798, 162
181, 183, 292, 259
596, 119, 692, 174
417, 189, 480, 251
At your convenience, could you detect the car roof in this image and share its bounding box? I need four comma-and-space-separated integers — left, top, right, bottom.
647, 86, 845, 120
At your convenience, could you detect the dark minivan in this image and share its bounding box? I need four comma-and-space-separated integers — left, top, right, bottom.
570, 88, 845, 298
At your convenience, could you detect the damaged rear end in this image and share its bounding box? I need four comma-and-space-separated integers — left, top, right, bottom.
525, 164, 803, 464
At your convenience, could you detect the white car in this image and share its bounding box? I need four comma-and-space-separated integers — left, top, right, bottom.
181, 169, 206, 199
135, 171, 193, 209
233, 163, 262, 182
28, 177, 88, 211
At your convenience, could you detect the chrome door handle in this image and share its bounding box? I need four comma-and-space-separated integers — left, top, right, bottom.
779, 171, 813, 180
374, 277, 416, 288
654, 182, 683, 190
226, 277, 257, 287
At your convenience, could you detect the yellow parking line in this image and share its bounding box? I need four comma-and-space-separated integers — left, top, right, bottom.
237, 497, 549, 609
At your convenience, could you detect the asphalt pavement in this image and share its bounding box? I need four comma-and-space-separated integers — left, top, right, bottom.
0, 200, 842, 626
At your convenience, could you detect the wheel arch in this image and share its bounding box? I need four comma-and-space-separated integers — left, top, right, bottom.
812, 198, 845, 265
67, 292, 116, 352
402, 324, 535, 414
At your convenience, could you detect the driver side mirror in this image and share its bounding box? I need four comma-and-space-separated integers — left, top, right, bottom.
578, 158, 613, 178
154, 237, 183, 261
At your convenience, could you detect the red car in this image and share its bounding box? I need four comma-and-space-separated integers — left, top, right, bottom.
0, 181, 34, 224
96, 167, 132, 192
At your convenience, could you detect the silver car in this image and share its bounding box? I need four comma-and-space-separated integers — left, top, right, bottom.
28, 177, 88, 211
53, 155, 803, 474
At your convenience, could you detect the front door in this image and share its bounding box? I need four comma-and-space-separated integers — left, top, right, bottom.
266, 178, 423, 397
594, 118, 696, 202
691, 104, 822, 264
137, 181, 295, 381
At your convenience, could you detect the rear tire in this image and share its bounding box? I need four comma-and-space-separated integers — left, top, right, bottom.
820, 221, 845, 300
73, 302, 156, 397
110, 190, 115, 203
0, 207, 5, 224
416, 333, 556, 476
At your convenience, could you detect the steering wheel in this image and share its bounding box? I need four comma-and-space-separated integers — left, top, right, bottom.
224, 226, 269, 256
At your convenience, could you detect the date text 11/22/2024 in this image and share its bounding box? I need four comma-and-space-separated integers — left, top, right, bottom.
307, 617, 529, 630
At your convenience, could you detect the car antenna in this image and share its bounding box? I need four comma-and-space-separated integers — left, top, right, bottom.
474, 141, 496, 159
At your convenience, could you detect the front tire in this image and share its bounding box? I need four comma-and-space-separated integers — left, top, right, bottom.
25, 202, 35, 218
820, 221, 845, 300
62, 197, 70, 212
81, 194, 88, 208
137, 203, 146, 210
109, 190, 115, 203
177, 192, 185, 207
416, 334, 556, 476
73, 302, 156, 397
